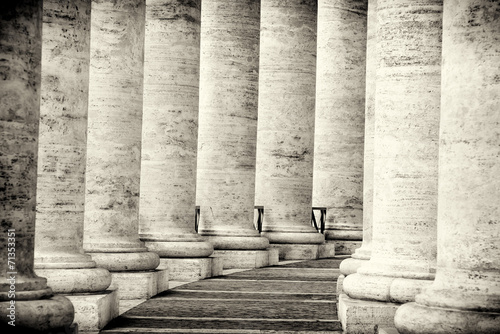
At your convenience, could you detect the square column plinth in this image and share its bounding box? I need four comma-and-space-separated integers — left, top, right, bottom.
272, 243, 336, 260
66, 289, 119, 333
109, 269, 169, 300
158, 257, 224, 281
338, 294, 400, 334
212, 249, 272, 269
334, 240, 362, 255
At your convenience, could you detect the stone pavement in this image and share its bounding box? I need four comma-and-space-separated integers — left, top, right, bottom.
101, 258, 344, 333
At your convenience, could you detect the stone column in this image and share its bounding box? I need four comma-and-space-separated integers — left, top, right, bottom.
395, 1, 500, 333
196, 0, 271, 269
139, 0, 217, 280
340, 0, 442, 332
312, 0, 367, 256
339, 0, 376, 277
35, 0, 112, 294
0, 1, 74, 331
84, 0, 162, 299
255, 0, 325, 260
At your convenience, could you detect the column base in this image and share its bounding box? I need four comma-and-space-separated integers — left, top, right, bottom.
66, 290, 119, 332
268, 247, 280, 265
271, 243, 320, 260
337, 274, 345, 295
338, 293, 400, 334
334, 240, 362, 255
262, 231, 325, 244
35, 267, 112, 293
143, 240, 214, 258
158, 257, 224, 281
88, 251, 160, 271
395, 302, 500, 334
212, 249, 270, 269
204, 235, 269, 250
339, 257, 369, 276
109, 269, 169, 300
319, 242, 336, 258
0, 295, 74, 331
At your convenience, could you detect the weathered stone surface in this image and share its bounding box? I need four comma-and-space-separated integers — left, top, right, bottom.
338, 294, 399, 334
334, 241, 362, 256
109, 270, 168, 300
159, 258, 214, 281
255, 0, 324, 245
212, 250, 270, 269
313, 0, 367, 245
83, 0, 159, 271
67, 290, 119, 332
196, 0, 268, 251
344, 0, 442, 304
395, 1, 500, 333
0, 1, 74, 330
139, 0, 213, 259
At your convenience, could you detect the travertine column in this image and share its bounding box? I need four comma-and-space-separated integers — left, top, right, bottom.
35, 0, 112, 293
395, 1, 500, 333
84, 0, 159, 271
255, 0, 324, 246
339, 0, 376, 275
196, 0, 269, 251
0, 1, 74, 330
140, 0, 213, 259
343, 0, 442, 304
312, 0, 367, 255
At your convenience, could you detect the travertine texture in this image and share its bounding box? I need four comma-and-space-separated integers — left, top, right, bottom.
196, 0, 269, 251
312, 0, 367, 245
67, 290, 119, 331
395, 1, 500, 333
34, 0, 111, 294
255, 0, 324, 245
344, 0, 442, 304
340, 0, 377, 275
0, 0, 74, 329
84, 0, 159, 271
139, 0, 213, 258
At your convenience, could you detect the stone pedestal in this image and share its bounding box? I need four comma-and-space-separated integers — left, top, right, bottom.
66, 290, 119, 332
340, 0, 377, 276
343, 0, 442, 310
0, 1, 74, 330
338, 294, 399, 334
159, 258, 224, 281
84, 0, 160, 292
395, 1, 500, 333
139, 0, 214, 262
196, 0, 269, 254
35, 0, 112, 297
109, 270, 168, 300
312, 0, 367, 252
212, 250, 271, 269
255, 0, 324, 248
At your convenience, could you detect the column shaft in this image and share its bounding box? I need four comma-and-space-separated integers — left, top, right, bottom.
256, 0, 324, 245
395, 1, 500, 332
196, 0, 269, 250
344, 0, 442, 303
313, 0, 367, 254
140, 0, 213, 258
0, 0, 74, 330
84, 0, 159, 271
35, 0, 111, 293
340, 0, 376, 275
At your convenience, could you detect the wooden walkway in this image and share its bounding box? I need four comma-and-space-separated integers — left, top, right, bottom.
102, 258, 344, 333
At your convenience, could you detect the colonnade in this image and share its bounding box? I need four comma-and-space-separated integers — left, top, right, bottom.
1, 0, 499, 333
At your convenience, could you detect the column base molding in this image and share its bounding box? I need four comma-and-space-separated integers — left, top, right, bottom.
212, 249, 270, 269
395, 302, 500, 334
158, 257, 224, 281
88, 251, 160, 272
109, 270, 169, 300
339, 257, 369, 276
35, 267, 112, 294
338, 293, 400, 334
0, 295, 74, 331
66, 290, 119, 332
271, 242, 335, 260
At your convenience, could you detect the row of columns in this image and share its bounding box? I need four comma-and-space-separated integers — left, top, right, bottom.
339, 0, 500, 333
2, 0, 360, 330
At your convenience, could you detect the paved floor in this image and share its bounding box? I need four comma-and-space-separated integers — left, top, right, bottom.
101, 258, 344, 333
